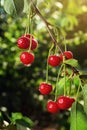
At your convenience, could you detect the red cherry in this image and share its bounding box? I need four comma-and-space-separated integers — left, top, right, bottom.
22, 34, 38, 50
20, 52, 35, 65
17, 37, 29, 49
48, 55, 61, 67
39, 82, 52, 95
56, 96, 75, 110
64, 51, 73, 59
30, 39, 38, 50
47, 100, 59, 113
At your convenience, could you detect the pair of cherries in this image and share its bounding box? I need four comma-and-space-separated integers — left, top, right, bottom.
48, 51, 73, 67
39, 82, 75, 113
17, 34, 38, 66
47, 96, 75, 113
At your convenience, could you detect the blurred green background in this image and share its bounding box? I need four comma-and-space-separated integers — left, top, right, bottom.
0, 0, 87, 130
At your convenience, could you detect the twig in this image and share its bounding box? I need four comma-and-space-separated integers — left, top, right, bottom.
30, 0, 63, 54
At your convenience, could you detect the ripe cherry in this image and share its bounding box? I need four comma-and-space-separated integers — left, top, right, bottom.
30, 39, 38, 50
20, 52, 35, 65
22, 34, 38, 50
64, 51, 73, 59
17, 37, 29, 49
39, 82, 52, 95
47, 100, 59, 113
48, 55, 61, 67
56, 96, 75, 110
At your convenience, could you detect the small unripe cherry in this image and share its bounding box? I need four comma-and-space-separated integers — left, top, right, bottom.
20, 52, 35, 65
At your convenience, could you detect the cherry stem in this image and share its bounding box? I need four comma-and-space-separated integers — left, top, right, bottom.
63, 55, 66, 96
54, 64, 64, 101
76, 84, 81, 101
46, 44, 54, 83
30, 0, 63, 54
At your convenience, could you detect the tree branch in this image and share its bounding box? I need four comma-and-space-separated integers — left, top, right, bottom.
30, 0, 63, 54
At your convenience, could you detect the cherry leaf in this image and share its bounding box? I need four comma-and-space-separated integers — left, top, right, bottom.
4, 0, 24, 16
65, 59, 78, 67
70, 102, 87, 130
16, 117, 34, 128
57, 77, 71, 96
82, 84, 87, 114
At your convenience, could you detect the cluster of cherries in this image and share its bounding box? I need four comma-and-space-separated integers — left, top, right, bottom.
39, 51, 75, 113
17, 34, 38, 66
17, 34, 75, 113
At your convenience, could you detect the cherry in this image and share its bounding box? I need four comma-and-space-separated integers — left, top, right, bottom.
64, 51, 73, 59
30, 39, 38, 50
20, 52, 35, 65
17, 37, 29, 49
47, 100, 59, 113
22, 34, 38, 50
39, 82, 52, 95
56, 96, 75, 110
48, 55, 61, 67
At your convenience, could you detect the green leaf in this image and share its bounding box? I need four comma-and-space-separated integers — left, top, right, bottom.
4, 0, 24, 16
82, 84, 87, 114
70, 102, 87, 130
73, 75, 80, 86
57, 77, 71, 96
11, 112, 23, 123
70, 102, 76, 130
16, 117, 34, 128
65, 59, 78, 67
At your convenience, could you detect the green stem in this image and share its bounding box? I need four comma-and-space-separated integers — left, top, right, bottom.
76, 84, 81, 101
64, 62, 66, 96
76, 77, 83, 100
46, 44, 54, 83
54, 64, 64, 101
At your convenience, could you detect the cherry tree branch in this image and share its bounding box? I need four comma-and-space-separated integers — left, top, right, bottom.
30, 0, 63, 54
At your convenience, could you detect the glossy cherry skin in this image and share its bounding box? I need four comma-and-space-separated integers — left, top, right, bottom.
59, 54, 63, 61
22, 34, 38, 50
56, 96, 75, 110
64, 51, 73, 59
39, 82, 52, 95
30, 39, 38, 50
17, 37, 29, 49
48, 55, 61, 67
20, 52, 35, 65
47, 100, 59, 113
